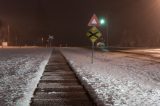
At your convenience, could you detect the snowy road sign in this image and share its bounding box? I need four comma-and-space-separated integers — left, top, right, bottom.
88, 14, 100, 27
49, 35, 54, 40
86, 26, 102, 43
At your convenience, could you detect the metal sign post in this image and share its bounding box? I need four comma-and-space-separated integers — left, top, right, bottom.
91, 42, 94, 64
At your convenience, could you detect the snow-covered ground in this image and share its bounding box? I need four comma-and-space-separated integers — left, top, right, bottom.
118, 48, 160, 58
60, 47, 160, 106
0, 48, 52, 106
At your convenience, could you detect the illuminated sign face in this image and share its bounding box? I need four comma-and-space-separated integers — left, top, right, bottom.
88, 14, 100, 27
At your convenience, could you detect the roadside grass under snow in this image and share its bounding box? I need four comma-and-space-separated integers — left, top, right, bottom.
0, 48, 52, 106
60, 47, 160, 106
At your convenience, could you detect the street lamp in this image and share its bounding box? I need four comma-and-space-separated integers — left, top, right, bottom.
100, 18, 106, 26
99, 17, 109, 47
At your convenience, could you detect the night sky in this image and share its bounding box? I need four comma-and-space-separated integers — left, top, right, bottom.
0, 0, 160, 46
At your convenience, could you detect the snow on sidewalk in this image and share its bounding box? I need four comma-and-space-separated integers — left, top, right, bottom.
60, 47, 160, 106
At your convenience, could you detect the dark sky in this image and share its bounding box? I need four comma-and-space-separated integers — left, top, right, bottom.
0, 0, 160, 46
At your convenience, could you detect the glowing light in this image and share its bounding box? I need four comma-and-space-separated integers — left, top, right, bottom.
100, 18, 106, 25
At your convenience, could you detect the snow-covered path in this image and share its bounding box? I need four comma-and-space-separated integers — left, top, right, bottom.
60, 47, 160, 106
0, 48, 52, 106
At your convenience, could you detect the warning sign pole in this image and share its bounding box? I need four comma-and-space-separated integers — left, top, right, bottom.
87, 14, 102, 64
92, 42, 94, 64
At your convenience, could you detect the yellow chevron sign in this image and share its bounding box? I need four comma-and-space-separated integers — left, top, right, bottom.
86, 26, 102, 43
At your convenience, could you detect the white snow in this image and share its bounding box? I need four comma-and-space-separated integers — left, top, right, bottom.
60, 47, 160, 106
16, 60, 49, 106
118, 48, 160, 58
0, 48, 52, 106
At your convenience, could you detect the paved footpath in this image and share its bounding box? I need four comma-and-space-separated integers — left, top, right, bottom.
30, 49, 96, 106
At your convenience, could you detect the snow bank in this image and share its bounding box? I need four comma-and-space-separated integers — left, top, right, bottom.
61, 47, 160, 106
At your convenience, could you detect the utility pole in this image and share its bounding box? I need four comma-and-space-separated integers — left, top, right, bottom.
7, 24, 10, 45
41, 37, 44, 46
16, 36, 18, 46
107, 24, 109, 47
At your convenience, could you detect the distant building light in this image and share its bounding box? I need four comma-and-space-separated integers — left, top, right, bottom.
2, 42, 8, 47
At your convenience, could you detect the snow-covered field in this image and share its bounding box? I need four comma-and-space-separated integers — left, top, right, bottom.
60, 47, 160, 106
0, 48, 52, 106
118, 48, 160, 58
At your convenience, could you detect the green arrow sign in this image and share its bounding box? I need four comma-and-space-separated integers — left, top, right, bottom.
86, 26, 102, 43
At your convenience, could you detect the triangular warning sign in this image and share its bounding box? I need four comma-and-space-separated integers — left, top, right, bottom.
91, 19, 97, 25
88, 14, 100, 27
